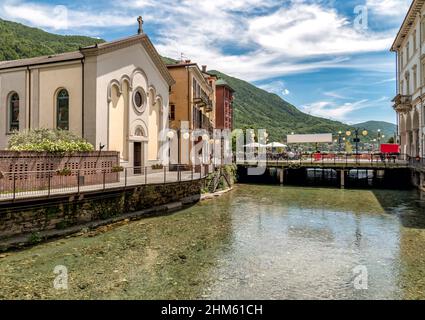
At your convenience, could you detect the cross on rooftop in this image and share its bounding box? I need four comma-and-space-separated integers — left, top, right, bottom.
137, 16, 144, 34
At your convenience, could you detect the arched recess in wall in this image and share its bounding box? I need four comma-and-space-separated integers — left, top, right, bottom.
147, 87, 161, 162
156, 94, 164, 139
131, 68, 148, 90
108, 81, 125, 158
130, 119, 149, 140
120, 75, 132, 92
107, 80, 121, 103
120, 76, 131, 161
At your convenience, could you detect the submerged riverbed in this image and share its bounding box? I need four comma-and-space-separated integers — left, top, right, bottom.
1, 185, 425, 300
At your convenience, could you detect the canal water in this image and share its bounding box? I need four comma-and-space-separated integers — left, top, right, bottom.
1, 185, 425, 300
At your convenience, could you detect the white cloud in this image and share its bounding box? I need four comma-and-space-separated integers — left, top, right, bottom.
374, 77, 396, 84
366, 0, 411, 17
248, 4, 393, 57
149, 0, 397, 80
0, 0, 399, 81
1, 0, 136, 30
324, 91, 349, 100
121, 0, 156, 8
258, 80, 291, 97
301, 99, 371, 121
300, 95, 392, 122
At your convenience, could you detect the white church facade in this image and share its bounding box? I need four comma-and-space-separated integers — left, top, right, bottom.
0, 19, 175, 169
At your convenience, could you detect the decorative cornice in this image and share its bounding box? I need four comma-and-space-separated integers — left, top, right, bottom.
391, 0, 425, 51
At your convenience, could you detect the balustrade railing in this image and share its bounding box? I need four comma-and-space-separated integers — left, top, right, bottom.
241, 153, 412, 167
0, 165, 213, 202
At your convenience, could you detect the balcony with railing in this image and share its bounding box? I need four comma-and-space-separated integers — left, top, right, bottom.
201, 113, 214, 133
192, 108, 213, 132
392, 94, 412, 113
194, 92, 213, 113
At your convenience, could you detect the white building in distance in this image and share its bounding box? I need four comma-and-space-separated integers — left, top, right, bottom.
392, 0, 425, 158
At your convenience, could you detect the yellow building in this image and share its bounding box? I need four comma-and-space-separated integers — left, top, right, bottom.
167, 61, 217, 164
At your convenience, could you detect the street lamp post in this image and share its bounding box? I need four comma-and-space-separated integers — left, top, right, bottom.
377, 129, 385, 152
346, 128, 368, 155
182, 131, 190, 167
337, 131, 343, 153
167, 130, 176, 165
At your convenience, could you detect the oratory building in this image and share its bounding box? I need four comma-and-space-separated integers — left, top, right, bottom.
0, 17, 175, 169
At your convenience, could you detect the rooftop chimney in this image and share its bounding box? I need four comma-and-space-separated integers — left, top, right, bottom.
202, 65, 207, 73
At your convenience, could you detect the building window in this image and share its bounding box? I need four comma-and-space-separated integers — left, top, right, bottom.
413, 66, 418, 91
8, 92, 19, 132
135, 91, 143, 107
169, 104, 176, 121
192, 78, 197, 99
414, 29, 417, 51
422, 19, 425, 42
132, 87, 147, 114
401, 51, 404, 68
422, 61, 425, 86
407, 41, 410, 60
57, 89, 69, 130
405, 73, 410, 95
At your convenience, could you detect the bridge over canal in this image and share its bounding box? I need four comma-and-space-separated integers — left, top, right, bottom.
238, 154, 421, 189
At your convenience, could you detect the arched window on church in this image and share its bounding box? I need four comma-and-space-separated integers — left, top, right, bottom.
9, 93, 19, 132
57, 89, 69, 130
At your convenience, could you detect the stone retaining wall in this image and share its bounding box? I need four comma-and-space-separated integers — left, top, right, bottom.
0, 180, 203, 249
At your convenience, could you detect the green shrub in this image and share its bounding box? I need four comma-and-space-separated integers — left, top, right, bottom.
56, 168, 72, 176
152, 164, 164, 170
112, 166, 124, 173
8, 129, 94, 153
28, 232, 42, 244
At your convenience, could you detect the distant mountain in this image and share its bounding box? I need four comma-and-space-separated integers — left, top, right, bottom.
353, 121, 397, 142
209, 71, 354, 141
0, 18, 104, 61
0, 18, 391, 142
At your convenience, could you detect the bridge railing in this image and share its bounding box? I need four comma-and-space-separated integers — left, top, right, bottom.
408, 156, 425, 170
0, 165, 213, 203
262, 153, 411, 167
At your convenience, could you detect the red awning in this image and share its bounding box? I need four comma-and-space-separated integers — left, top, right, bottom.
380, 144, 400, 154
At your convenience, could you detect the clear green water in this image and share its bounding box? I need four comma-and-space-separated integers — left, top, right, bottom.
1, 185, 425, 300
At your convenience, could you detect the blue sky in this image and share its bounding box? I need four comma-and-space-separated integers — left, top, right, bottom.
0, 0, 413, 124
